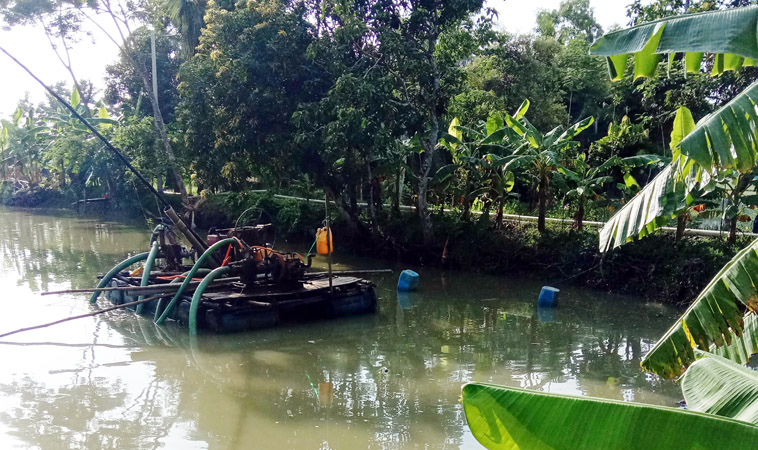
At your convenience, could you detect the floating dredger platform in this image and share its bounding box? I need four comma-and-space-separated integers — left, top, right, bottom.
93, 221, 378, 334
2, 45, 379, 337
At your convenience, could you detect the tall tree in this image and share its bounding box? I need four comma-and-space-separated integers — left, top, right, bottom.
536, 0, 603, 44
367, 0, 488, 245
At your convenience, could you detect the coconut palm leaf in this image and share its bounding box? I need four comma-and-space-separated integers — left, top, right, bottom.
681, 351, 758, 425
462, 383, 758, 450
640, 240, 758, 378
711, 312, 758, 365
590, 6, 758, 81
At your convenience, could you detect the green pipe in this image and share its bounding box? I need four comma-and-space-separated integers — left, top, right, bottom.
89, 252, 150, 304
155, 238, 238, 325
136, 241, 160, 315
153, 268, 213, 321
189, 265, 232, 335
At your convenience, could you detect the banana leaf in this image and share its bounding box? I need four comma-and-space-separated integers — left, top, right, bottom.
590, 6, 758, 80
681, 351, 758, 425
598, 164, 677, 252
641, 240, 758, 378
711, 312, 758, 365
597, 106, 712, 252
462, 383, 758, 450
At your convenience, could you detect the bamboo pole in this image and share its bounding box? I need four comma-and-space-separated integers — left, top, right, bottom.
304, 269, 393, 277
41, 277, 240, 296
325, 193, 333, 297
0, 293, 170, 339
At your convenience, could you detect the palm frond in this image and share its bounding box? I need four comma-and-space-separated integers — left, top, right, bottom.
598, 164, 677, 252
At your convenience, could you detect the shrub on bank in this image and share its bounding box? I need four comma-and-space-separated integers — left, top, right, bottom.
191, 192, 742, 305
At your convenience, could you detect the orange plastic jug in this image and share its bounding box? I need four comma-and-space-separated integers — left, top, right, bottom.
316, 227, 333, 255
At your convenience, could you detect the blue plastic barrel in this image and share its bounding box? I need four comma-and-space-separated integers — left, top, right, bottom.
537, 286, 559, 307
397, 269, 419, 291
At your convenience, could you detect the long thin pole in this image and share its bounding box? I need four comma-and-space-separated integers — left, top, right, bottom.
0, 293, 170, 339
41, 276, 241, 296
325, 193, 333, 297
151, 30, 159, 110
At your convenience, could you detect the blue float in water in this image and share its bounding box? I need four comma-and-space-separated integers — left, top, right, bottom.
537, 286, 559, 307
398, 269, 419, 291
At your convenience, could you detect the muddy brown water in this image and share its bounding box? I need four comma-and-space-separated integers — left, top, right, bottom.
0, 207, 682, 449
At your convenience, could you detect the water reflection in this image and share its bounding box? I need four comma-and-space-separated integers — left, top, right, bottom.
0, 208, 150, 292
0, 207, 683, 449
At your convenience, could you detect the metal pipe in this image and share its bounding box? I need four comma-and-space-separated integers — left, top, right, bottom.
136, 242, 160, 315
272, 193, 758, 238
89, 252, 150, 304
155, 238, 239, 325
164, 206, 217, 266
188, 265, 232, 335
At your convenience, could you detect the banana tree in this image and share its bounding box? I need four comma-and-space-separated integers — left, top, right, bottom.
557, 153, 613, 231
440, 113, 516, 221
501, 101, 593, 232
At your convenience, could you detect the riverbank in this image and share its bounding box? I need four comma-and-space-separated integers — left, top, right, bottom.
192, 191, 746, 306
4, 187, 745, 305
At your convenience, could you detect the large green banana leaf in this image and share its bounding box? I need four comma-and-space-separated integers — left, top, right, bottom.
711, 311, 758, 365
591, 7, 758, 175
641, 240, 758, 378
681, 351, 758, 425
590, 6, 758, 80
678, 80, 758, 173
598, 107, 702, 252
598, 164, 677, 252
462, 383, 758, 450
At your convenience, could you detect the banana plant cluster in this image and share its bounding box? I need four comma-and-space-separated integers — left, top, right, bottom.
440, 99, 607, 232
0, 86, 119, 195
463, 6, 758, 449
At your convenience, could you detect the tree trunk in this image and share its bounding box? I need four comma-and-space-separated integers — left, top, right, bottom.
574, 200, 585, 231
728, 216, 738, 245
392, 167, 401, 216
417, 149, 434, 245
495, 198, 504, 229
416, 33, 441, 247
727, 173, 751, 245
141, 76, 188, 203
676, 213, 687, 242
462, 184, 471, 222
537, 175, 548, 233
366, 163, 380, 236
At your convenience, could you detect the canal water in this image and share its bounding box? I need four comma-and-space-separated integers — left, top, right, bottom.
0, 207, 682, 449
